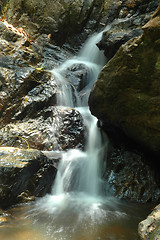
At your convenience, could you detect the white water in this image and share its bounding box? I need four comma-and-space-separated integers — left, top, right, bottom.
30, 26, 129, 240
50, 27, 108, 199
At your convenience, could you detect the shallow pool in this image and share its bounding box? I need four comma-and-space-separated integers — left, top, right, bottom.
0, 195, 153, 240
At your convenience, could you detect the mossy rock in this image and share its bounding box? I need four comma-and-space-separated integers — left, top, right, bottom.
89, 5, 160, 155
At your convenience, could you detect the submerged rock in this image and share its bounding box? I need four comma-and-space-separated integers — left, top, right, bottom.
138, 204, 160, 240
0, 147, 58, 209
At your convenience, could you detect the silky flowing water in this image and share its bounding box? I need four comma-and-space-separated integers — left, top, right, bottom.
0, 26, 153, 240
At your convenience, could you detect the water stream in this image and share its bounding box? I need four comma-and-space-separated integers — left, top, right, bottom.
0, 26, 152, 240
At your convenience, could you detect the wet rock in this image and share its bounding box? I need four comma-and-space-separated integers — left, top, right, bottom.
0, 66, 55, 126
34, 34, 73, 69
142, 4, 160, 41
64, 63, 90, 92
89, 4, 160, 156
3, 0, 147, 48
0, 19, 85, 152
138, 204, 160, 239
0, 27, 60, 127
97, 0, 159, 60
0, 147, 58, 209
0, 21, 24, 42
1, 0, 158, 52
0, 23, 43, 127
104, 144, 160, 203
97, 28, 143, 60
0, 106, 85, 151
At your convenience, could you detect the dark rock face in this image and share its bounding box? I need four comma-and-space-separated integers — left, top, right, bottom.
1, 0, 134, 48
0, 61, 56, 126
0, 20, 85, 152
0, 147, 58, 209
104, 144, 160, 203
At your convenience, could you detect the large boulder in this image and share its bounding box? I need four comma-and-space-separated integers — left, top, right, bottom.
89, 4, 160, 156
0, 147, 59, 209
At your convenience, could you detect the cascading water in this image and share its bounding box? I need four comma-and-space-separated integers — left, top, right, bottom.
50, 27, 108, 198
29, 27, 128, 239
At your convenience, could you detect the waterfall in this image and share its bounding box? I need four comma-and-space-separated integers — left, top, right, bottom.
31, 27, 126, 239
21, 23, 134, 240
50, 28, 108, 198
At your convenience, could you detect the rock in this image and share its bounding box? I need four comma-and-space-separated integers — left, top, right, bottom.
104, 144, 160, 202
138, 204, 160, 239
0, 15, 85, 156
0, 66, 55, 126
118, 0, 159, 18
64, 63, 90, 92
89, 4, 160, 156
35, 34, 73, 69
97, 28, 143, 60
0, 21, 22, 42
97, 0, 159, 60
0, 106, 85, 151
3, 0, 150, 47
0, 147, 58, 209
142, 4, 160, 41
